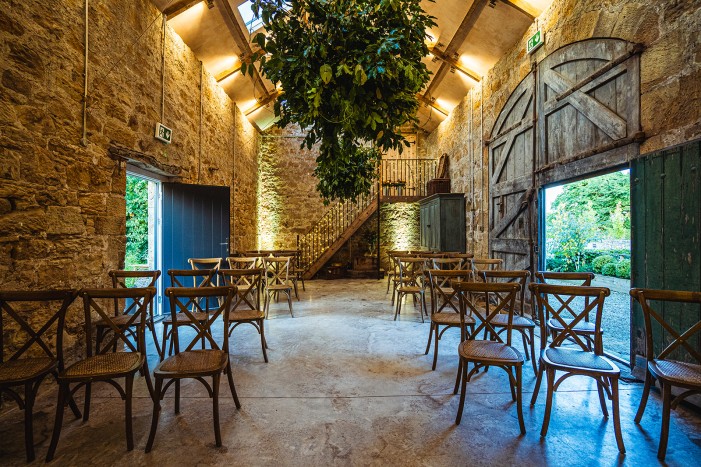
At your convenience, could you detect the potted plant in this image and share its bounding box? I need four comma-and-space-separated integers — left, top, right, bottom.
243, 0, 435, 204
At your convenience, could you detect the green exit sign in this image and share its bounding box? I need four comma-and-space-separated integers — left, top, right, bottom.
155, 122, 172, 144
527, 30, 544, 54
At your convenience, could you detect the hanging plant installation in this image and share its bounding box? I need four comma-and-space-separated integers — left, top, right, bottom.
243, 0, 436, 203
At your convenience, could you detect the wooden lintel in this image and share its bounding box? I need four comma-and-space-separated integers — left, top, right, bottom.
429, 48, 481, 83
499, 0, 539, 20
216, 63, 242, 82
163, 0, 202, 19
244, 91, 282, 116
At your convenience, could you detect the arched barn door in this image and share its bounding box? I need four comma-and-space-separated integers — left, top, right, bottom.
488, 38, 641, 273
488, 73, 536, 272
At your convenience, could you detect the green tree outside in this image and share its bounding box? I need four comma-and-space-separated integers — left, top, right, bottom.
125, 175, 149, 270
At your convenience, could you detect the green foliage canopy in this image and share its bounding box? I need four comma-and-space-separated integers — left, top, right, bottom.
244, 0, 436, 203
125, 176, 148, 270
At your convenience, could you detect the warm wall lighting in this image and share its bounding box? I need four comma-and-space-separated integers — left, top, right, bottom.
169, 1, 207, 23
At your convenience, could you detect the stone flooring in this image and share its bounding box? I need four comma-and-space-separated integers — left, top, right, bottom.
1, 279, 700, 466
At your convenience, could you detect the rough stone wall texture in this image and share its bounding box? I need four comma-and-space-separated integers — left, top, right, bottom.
424, 0, 701, 258
0, 0, 258, 354
378, 203, 421, 272
257, 125, 328, 250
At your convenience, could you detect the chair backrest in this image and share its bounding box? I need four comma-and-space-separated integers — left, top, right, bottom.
479, 270, 530, 316
168, 269, 217, 289
188, 258, 222, 270
427, 269, 474, 314
263, 257, 291, 287
432, 257, 464, 271
81, 287, 155, 356
530, 283, 609, 354
471, 258, 503, 271
397, 257, 427, 286
220, 269, 262, 311
453, 281, 520, 343
630, 288, 701, 364
108, 270, 160, 318
227, 257, 259, 270
535, 271, 594, 286
0, 290, 77, 366
165, 286, 235, 353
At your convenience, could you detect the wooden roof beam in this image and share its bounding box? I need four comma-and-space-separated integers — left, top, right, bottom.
417, 95, 449, 117
215, 63, 242, 82
423, 0, 488, 99
498, 0, 539, 20
429, 48, 481, 83
163, 0, 213, 19
244, 90, 282, 116
213, 0, 271, 98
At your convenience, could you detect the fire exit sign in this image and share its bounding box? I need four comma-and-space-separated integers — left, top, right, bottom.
527, 30, 544, 54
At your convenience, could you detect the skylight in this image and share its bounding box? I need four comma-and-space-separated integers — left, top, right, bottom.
237, 1, 263, 33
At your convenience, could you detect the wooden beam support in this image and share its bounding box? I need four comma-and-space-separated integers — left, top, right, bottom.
244, 90, 282, 116
163, 0, 203, 19
417, 94, 449, 116
423, 0, 488, 99
214, 0, 271, 98
429, 48, 481, 83
499, 0, 539, 20
215, 63, 242, 82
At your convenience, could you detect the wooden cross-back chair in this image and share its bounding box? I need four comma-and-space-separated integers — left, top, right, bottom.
630, 288, 701, 460
478, 270, 536, 373
535, 271, 596, 348
425, 269, 475, 370
0, 290, 80, 462
99, 270, 162, 360
394, 257, 428, 322
47, 287, 156, 461
452, 281, 525, 435
162, 269, 218, 358
432, 257, 465, 271
227, 256, 259, 269
262, 256, 294, 318
387, 251, 414, 303
529, 283, 624, 453
220, 268, 268, 362
471, 258, 503, 272
146, 286, 240, 453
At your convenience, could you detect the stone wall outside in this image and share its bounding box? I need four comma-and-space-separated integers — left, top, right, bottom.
0, 0, 258, 353
424, 0, 701, 258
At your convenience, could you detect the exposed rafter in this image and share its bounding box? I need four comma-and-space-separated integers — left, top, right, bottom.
163, 0, 212, 19
429, 48, 481, 83
244, 90, 282, 116
499, 0, 538, 20
423, 0, 489, 100
213, 0, 271, 98
216, 63, 242, 82
417, 94, 449, 117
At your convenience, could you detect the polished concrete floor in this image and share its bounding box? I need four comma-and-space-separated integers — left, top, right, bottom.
1, 279, 700, 466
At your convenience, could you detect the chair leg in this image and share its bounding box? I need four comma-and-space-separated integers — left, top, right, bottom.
634, 370, 653, 423
421, 293, 427, 322
610, 376, 625, 453
453, 359, 463, 395
425, 323, 433, 355
161, 323, 169, 360
212, 372, 222, 447
149, 321, 163, 361
225, 360, 242, 409
540, 367, 555, 437
528, 328, 538, 375
530, 361, 544, 406
597, 379, 609, 418
175, 379, 180, 414
293, 279, 299, 300
658, 382, 672, 460
145, 376, 163, 453
431, 324, 440, 371
287, 291, 294, 317
264, 293, 270, 319
259, 319, 269, 363
516, 366, 525, 435
23, 382, 36, 462
125, 374, 135, 451
455, 359, 469, 425
46, 381, 68, 462
394, 293, 401, 321
83, 382, 91, 421
300, 275, 305, 291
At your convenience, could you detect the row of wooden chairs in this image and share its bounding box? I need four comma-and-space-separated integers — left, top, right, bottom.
419, 268, 701, 459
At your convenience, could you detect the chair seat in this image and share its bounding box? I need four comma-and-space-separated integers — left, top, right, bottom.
155, 349, 228, 376
229, 309, 265, 321
547, 318, 597, 334
543, 347, 619, 373
267, 284, 291, 291
163, 312, 210, 325
459, 340, 523, 364
491, 314, 535, 328
431, 312, 475, 326
0, 357, 56, 384
96, 314, 147, 327
62, 353, 144, 379
397, 286, 422, 293
650, 359, 701, 387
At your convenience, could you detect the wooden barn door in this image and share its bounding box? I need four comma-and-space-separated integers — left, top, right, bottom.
536, 39, 642, 184
488, 73, 536, 271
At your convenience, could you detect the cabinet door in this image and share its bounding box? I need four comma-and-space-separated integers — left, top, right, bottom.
428, 201, 439, 250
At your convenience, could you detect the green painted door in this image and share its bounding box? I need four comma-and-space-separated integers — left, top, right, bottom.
630, 139, 701, 369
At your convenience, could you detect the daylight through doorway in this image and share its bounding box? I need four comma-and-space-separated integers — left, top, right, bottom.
543, 169, 631, 361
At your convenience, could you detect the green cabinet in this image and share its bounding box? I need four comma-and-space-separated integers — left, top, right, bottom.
419, 193, 466, 252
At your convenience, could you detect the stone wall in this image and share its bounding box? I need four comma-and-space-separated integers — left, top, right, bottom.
0, 0, 258, 352
424, 0, 701, 258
